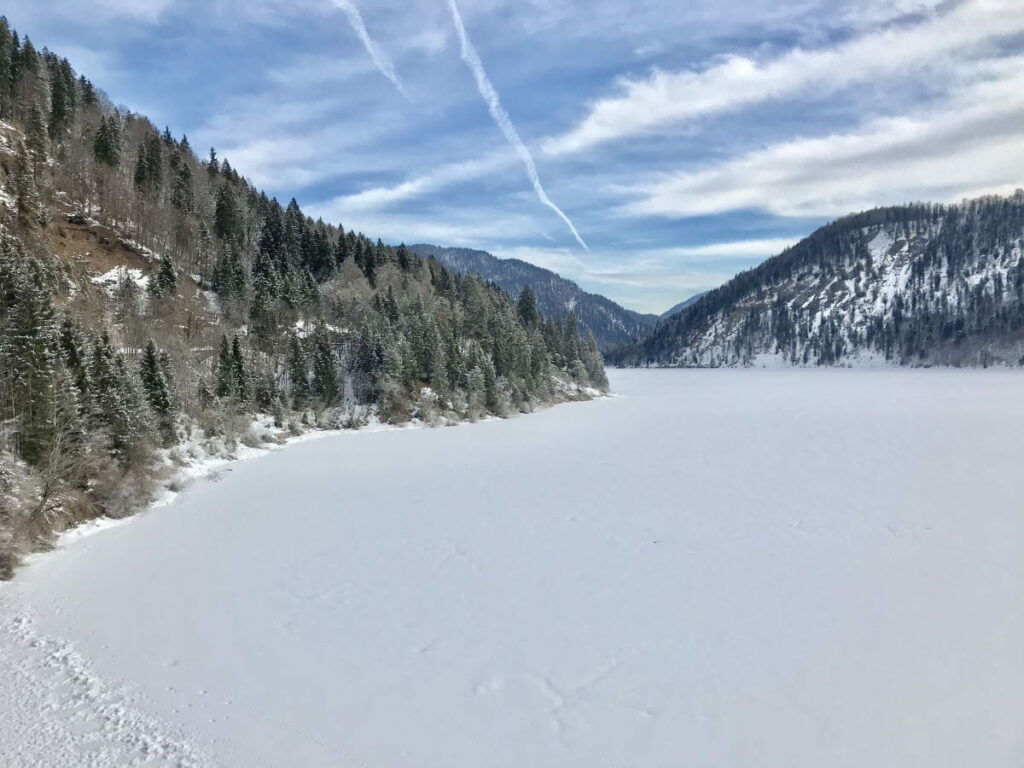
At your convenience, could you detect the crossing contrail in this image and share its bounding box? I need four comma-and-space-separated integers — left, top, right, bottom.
446, 0, 589, 250
332, 0, 410, 100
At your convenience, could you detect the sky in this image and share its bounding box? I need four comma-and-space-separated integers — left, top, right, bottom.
6, 0, 1024, 314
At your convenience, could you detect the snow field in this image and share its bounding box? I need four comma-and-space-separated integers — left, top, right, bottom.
4, 368, 1024, 767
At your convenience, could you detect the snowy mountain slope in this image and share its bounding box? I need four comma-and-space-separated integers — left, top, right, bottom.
409, 244, 658, 351
611, 193, 1024, 367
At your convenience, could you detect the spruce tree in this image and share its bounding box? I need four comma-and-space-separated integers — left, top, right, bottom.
517, 286, 540, 328
12, 139, 45, 229
25, 102, 47, 171
0, 18, 12, 119
287, 332, 308, 408
214, 184, 241, 242
139, 339, 174, 442
171, 157, 194, 213
93, 116, 121, 167
133, 142, 149, 191
148, 257, 177, 301
146, 133, 163, 189
48, 58, 76, 143
310, 325, 338, 404
215, 334, 233, 398
230, 335, 248, 402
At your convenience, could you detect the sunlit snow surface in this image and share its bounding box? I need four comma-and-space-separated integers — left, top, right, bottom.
5, 369, 1024, 767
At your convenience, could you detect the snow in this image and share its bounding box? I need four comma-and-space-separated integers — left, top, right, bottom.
90, 266, 149, 294
4, 369, 1024, 767
293, 319, 344, 337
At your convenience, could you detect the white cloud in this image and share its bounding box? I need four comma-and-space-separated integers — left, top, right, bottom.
93, 0, 174, 21
323, 150, 515, 211
302, 205, 549, 247
446, 0, 590, 250
488, 245, 740, 314
543, 0, 1024, 156
623, 60, 1024, 219
13, 0, 175, 23
645, 239, 799, 259
266, 54, 377, 86
331, 0, 410, 99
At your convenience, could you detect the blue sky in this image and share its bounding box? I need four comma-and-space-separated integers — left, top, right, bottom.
7, 0, 1024, 313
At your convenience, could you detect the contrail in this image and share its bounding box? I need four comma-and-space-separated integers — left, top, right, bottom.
332, 0, 410, 100
446, 0, 589, 251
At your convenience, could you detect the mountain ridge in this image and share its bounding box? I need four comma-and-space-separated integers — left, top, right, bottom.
409, 244, 659, 351
660, 291, 708, 320
610, 194, 1024, 367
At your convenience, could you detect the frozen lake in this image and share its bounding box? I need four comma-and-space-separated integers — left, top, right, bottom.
4, 369, 1024, 767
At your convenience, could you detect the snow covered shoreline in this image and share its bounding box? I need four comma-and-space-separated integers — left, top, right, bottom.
24, 383, 607, 574
0, 391, 608, 768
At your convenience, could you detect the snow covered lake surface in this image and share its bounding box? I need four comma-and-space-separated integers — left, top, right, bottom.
4, 368, 1024, 767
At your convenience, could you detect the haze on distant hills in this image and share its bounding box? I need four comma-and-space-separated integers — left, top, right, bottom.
410, 244, 659, 351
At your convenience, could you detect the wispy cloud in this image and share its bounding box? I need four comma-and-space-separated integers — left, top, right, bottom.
646, 238, 799, 258
446, 0, 590, 251
331, 0, 410, 99
544, 0, 1024, 156
16, 0, 176, 23
321, 150, 515, 212
303, 206, 549, 247
490, 244, 741, 314
624, 60, 1024, 219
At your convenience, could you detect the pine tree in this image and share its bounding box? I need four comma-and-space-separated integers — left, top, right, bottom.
517, 286, 540, 328
58, 317, 91, 398
335, 227, 349, 265
133, 142, 148, 191
89, 332, 153, 460
212, 243, 247, 303
12, 139, 45, 229
230, 335, 248, 402
0, 19, 12, 119
214, 184, 241, 242
139, 339, 174, 442
383, 286, 400, 323
362, 243, 377, 287
249, 249, 280, 345
48, 58, 76, 143
79, 76, 97, 106
287, 332, 308, 408
25, 102, 47, 171
148, 257, 177, 301
93, 115, 121, 167
171, 155, 194, 213
146, 134, 163, 185
214, 334, 233, 398
113, 275, 142, 328
0, 248, 60, 464
310, 325, 338, 404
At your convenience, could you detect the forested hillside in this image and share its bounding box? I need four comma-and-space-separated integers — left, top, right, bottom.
0, 19, 607, 578
409, 244, 658, 351
611, 195, 1024, 367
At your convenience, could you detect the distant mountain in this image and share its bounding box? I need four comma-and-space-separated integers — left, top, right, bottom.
660, 292, 708, 320
610, 194, 1024, 367
409, 245, 659, 350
